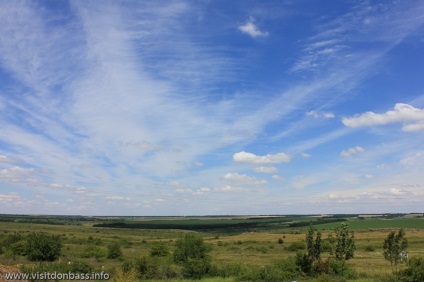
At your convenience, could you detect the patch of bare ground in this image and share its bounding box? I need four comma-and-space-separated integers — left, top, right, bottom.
0, 264, 27, 282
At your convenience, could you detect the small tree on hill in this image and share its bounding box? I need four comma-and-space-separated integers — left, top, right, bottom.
383, 228, 408, 273
26, 232, 62, 262
328, 223, 355, 278
297, 224, 322, 275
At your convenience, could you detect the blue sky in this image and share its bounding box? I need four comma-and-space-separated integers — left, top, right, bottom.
1, 0, 424, 215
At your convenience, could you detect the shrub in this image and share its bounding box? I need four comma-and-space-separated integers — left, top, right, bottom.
149, 242, 169, 257
107, 242, 123, 259
174, 233, 209, 263
396, 257, 424, 282
10, 240, 27, 256
174, 233, 211, 279
365, 245, 376, 252
278, 238, 284, 244
26, 232, 62, 262
81, 246, 108, 260
238, 257, 303, 281
285, 241, 306, 252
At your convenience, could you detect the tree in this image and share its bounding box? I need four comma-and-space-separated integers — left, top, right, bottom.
297, 225, 323, 275
306, 224, 322, 262
383, 228, 408, 273
173, 233, 211, 279
26, 232, 62, 262
173, 233, 209, 263
328, 223, 355, 278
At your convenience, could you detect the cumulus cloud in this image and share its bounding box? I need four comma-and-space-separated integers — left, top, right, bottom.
224, 173, 267, 185
342, 103, 424, 131
340, 146, 365, 157
238, 17, 268, 38
233, 151, 291, 164
252, 166, 278, 173
306, 111, 335, 119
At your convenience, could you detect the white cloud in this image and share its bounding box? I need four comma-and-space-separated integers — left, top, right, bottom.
0, 155, 22, 163
301, 153, 311, 158
342, 103, 424, 130
402, 122, 424, 132
238, 17, 268, 38
218, 185, 244, 192
224, 173, 267, 186
252, 166, 278, 173
272, 175, 284, 181
106, 196, 131, 201
399, 151, 424, 166
340, 146, 365, 157
306, 111, 335, 119
233, 151, 291, 164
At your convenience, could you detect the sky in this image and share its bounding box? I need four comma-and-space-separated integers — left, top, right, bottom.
0, 0, 424, 216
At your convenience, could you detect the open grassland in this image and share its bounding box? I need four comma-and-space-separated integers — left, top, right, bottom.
0, 214, 423, 281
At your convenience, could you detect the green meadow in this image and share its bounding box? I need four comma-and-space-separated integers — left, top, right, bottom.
0, 214, 423, 281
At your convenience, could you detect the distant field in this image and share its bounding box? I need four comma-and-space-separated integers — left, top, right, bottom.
314, 217, 424, 230
0, 213, 423, 281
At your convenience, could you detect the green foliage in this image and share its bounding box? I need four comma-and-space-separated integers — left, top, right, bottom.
174, 233, 210, 264
306, 225, 322, 262
238, 257, 303, 281
327, 258, 358, 279
26, 232, 62, 262
365, 245, 376, 252
107, 242, 123, 259
81, 245, 108, 260
10, 240, 27, 256
150, 242, 169, 257
328, 223, 355, 278
174, 233, 212, 279
395, 256, 424, 282
284, 240, 306, 252
278, 238, 284, 244
183, 257, 212, 279
383, 228, 408, 273
19, 260, 93, 282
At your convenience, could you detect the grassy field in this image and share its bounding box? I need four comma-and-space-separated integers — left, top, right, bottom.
0, 214, 423, 281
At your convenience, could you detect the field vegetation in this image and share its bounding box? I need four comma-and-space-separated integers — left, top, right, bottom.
0, 213, 423, 281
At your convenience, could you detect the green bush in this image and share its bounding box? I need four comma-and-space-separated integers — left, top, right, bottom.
396, 257, 424, 282
174, 233, 211, 279
26, 232, 62, 262
365, 245, 376, 252
327, 258, 358, 279
285, 241, 306, 252
174, 233, 210, 263
10, 240, 27, 256
81, 245, 107, 260
19, 260, 93, 282
107, 242, 123, 259
238, 257, 303, 281
149, 242, 169, 257
183, 257, 212, 279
